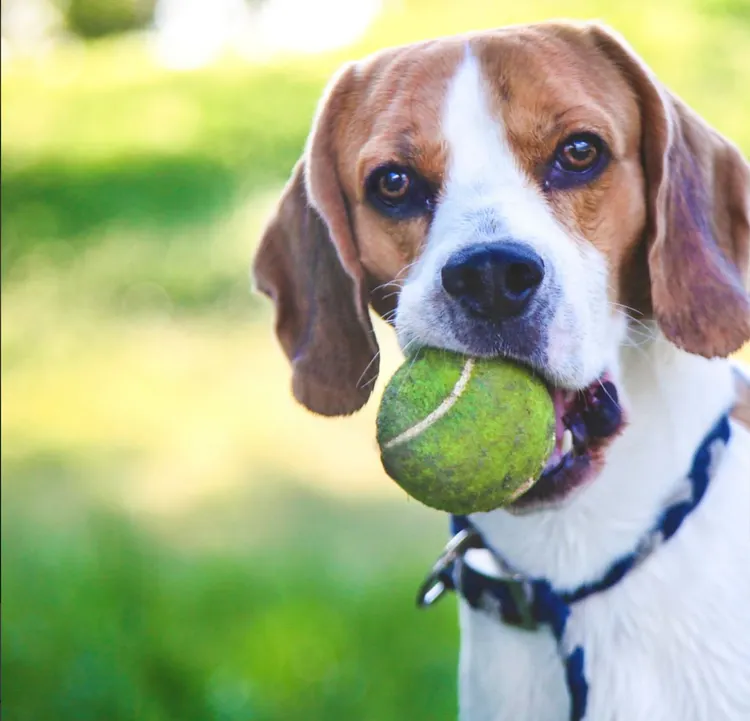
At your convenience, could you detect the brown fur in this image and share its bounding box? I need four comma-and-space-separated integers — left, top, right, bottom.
584, 25, 750, 358
253, 161, 379, 416
253, 23, 750, 415
473, 27, 647, 309
253, 42, 464, 414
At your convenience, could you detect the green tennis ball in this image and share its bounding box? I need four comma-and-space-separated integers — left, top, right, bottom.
376, 348, 555, 514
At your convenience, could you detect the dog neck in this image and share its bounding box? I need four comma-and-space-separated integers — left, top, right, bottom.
470, 331, 736, 591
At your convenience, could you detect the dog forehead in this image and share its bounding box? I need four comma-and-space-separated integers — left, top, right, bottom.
344, 40, 463, 187
342, 26, 637, 185
470, 28, 634, 113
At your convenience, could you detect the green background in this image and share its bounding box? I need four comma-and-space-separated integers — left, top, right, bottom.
3, 1, 750, 719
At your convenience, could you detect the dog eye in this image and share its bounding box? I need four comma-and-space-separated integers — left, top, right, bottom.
544, 133, 609, 191
366, 164, 436, 218
378, 169, 410, 199
558, 136, 600, 172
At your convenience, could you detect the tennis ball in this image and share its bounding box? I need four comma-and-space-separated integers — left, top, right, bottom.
376, 349, 555, 514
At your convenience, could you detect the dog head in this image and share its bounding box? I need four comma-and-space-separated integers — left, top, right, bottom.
253, 22, 750, 506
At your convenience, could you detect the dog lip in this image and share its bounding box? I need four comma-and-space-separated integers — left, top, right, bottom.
509, 372, 625, 511
549, 373, 621, 452
511, 453, 594, 510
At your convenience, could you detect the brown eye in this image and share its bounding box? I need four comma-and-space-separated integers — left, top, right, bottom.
366, 164, 436, 219
378, 169, 410, 199
544, 132, 609, 191
557, 135, 601, 172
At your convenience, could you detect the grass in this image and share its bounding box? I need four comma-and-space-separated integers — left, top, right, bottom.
3, 461, 456, 721
2, 1, 750, 719
1, 59, 324, 272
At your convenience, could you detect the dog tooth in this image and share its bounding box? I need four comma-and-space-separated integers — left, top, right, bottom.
561, 429, 573, 455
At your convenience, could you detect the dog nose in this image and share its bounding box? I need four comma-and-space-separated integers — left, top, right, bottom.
441, 242, 545, 321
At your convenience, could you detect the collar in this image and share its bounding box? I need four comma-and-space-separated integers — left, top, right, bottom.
416, 412, 732, 721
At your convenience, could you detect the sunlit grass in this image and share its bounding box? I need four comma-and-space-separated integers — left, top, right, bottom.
0, 191, 406, 519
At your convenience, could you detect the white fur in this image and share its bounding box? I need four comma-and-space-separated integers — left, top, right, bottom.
392, 52, 750, 720
395, 50, 618, 388
461, 338, 750, 721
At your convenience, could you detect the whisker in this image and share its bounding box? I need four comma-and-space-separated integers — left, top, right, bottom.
381, 290, 403, 301
372, 279, 405, 294
372, 258, 423, 295
624, 337, 651, 349
372, 261, 421, 295
357, 349, 382, 389
611, 301, 657, 342
361, 372, 380, 389
626, 324, 657, 344
396, 346, 424, 392
399, 338, 418, 357
628, 321, 656, 335
390, 338, 423, 392
596, 376, 622, 411
621, 331, 658, 363
626, 323, 656, 338
394, 259, 420, 278
611, 303, 650, 326
611, 302, 645, 318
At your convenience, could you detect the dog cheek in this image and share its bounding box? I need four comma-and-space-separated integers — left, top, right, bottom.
394, 280, 428, 350
547, 305, 579, 366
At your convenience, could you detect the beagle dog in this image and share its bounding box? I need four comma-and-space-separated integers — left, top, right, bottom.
253, 22, 750, 721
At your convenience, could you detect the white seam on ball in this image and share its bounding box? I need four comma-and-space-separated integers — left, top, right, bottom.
383, 358, 475, 450
506, 475, 538, 502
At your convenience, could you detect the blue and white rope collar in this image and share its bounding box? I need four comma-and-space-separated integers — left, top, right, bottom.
417, 412, 732, 721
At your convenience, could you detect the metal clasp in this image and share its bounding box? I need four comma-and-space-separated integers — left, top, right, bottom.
416, 528, 483, 608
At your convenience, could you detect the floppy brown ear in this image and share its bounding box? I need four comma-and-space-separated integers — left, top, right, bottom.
252, 67, 379, 416
588, 24, 750, 358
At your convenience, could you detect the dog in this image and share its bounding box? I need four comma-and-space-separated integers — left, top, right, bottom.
252, 22, 750, 721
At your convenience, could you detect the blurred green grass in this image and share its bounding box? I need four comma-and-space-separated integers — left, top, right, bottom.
3, 462, 455, 721
2, 1, 750, 720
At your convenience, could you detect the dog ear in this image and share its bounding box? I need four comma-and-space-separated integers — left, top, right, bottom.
588, 24, 750, 358
252, 66, 379, 416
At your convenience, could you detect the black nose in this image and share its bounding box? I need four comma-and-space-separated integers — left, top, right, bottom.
441, 242, 545, 321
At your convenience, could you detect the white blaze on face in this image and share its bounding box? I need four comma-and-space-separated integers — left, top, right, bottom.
395, 48, 620, 389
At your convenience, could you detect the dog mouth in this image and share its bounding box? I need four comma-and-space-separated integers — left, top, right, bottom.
510, 374, 624, 511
